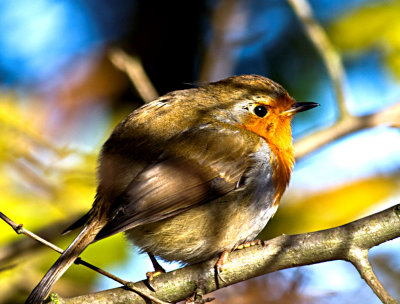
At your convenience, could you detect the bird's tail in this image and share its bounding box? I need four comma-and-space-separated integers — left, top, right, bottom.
26, 215, 106, 304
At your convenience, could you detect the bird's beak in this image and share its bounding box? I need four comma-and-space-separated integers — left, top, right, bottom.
282, 102, 319, 116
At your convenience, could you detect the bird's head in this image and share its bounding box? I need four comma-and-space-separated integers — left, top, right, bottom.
206, 75, 318, 202
207, 75, 318, 150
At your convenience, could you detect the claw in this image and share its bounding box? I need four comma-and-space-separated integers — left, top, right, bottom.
146, 253, 166, 289
234, 239, 262, 250
215, 251, 229, 283
214, 240, 263, 284
146, 270, 164, 281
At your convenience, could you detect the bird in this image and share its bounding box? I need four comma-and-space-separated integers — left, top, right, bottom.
26, 74, 318, 303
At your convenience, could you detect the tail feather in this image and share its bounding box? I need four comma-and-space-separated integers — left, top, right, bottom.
62, 211, 92, 235
26, 217, 106, 304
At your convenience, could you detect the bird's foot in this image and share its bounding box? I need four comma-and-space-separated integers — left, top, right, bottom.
215, 240, 263, 283
234, 239, 263, 250
145, 269, 165, 291
215, 250, 229, 283
146, 253, 166, 282
146, 270, 164, 281
145, 253, 166, 291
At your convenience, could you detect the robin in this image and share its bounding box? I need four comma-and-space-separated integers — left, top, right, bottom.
26, 74, 318, 303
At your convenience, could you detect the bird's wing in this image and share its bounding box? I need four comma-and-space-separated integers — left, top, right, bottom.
95, 124, 260, 240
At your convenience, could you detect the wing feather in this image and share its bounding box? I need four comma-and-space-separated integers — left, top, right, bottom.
95, 124, 260, 240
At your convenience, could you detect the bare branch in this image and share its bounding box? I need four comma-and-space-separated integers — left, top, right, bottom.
0, 219, 69, 265
6, 2, 399, 301
49, 204, 400, 304
0, 212, 64, 254
287, 0, 400, 160
0, 212, 169, 304
109, 48, 159, 103
287, 0, 350, 120
198, 0, 248, 82
294, 102, 400, 159
348, 248, 397, 304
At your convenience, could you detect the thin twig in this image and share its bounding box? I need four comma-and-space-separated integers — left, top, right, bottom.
0, 219, 70, 264
286, 0, 399, 161
0, 212, 170, 304
0, 212, 63, 254
287, 0, 350, 120
109, 48, 159, 103
294, 101, 400, 159
198, 0, 247, 82
347, 248, 397, 304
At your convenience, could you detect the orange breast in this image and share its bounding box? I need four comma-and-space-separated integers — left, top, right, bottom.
240, 111, 294, 205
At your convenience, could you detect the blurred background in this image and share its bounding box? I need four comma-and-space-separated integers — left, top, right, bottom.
0, 0, 400, 303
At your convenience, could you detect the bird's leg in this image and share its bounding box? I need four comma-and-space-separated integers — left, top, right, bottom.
215, 251, 229, 274
215, 240, 263, 282
146, 253, 166, 281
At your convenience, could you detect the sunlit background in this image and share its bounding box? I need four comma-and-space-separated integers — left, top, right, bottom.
1, 0, 400, 303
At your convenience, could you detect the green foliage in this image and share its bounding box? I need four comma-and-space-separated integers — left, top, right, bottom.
0, 96, 129, 302
330, 1, 400, 78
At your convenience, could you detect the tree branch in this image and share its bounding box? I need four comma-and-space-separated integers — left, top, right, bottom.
198, 0, 248, 82
0, 212, 169, 304
109, 48, 159, 103
288, 0, 400, 160
46, 204, 400, 304
348, 249, 397, 304
6, 2, 398, 302
294, 101, 400, 159
287, 0, 349, 120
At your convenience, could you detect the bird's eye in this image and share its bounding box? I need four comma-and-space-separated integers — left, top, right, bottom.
253, 105, 268, 118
